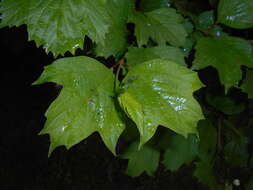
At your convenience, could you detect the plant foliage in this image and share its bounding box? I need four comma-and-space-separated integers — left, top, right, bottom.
1, 0, 253, 189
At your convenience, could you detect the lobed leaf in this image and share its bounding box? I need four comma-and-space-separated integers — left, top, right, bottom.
119, 59, 204, 146
128, 8, 187, 47
0, 0, 110, 56
218, 0, 253, 29
193, 36, 253, 92
33, 56, 125, 155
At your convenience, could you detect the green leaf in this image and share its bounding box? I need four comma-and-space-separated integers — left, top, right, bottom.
218, 0, 253, 29
241, 70, 253, 99
162, 134, 198, 171
95, 0, 133, 58
224, 132, 249, 167
128, 8, 187, 47
197, 10, 214, 30
121, 142, 160, 177
125, 46, 186, 67
197, 120, 217, 160
193, 36, 253, 92
206, 95, 245, 115
139, 0, 170, 12
0, 0, 110, 56
194, 160, 223, 190
33, 56, 125, 155
118, 59, 204, 146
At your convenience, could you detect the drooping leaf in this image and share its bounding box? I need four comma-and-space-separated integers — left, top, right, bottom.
95, 0, 133, 58
162, 134, 198, 171
128, 8, 187, 47
125, 46, 186, 67
218, 0, 253, 29
33, 56, 125, 155
193, 36, 253, 92
241, 70, 253, 99
0, 0, 110, 56
121, 142, 160, 177
118, 59, 204, 146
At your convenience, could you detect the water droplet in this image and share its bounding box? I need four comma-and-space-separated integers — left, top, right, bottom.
147, 23, 151, 26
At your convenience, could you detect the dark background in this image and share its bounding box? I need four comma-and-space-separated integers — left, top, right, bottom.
0, 26, 209, 190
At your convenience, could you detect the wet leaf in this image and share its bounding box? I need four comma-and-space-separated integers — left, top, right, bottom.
128, 8, 187, 47
33, 56, 125, 155
119, 59, 204, 146
241, 70, 253, 99
121, 142, 160, 177
139, 0, 170, 12
218, 0, 253, 29
95, 0, 133, 58
125, 46, 186, 67
162, 134, 198, 171
0, 0, 109, 56
193, 36, 253, 92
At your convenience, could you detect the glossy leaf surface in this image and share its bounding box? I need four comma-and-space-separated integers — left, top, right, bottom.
241, 70, 253, 99
33, 56, 125, 155
95, 0, 133, 58
128, 8, 187, 47
0, 0, 109, 56
218, 0, 253, 29
121, 142, 160, 177
193, 36, 253, 91
119, 59, 204, 146
162, 134, 198, 171
125, 46, 186, 67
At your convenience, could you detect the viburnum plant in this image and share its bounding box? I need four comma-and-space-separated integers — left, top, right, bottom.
1, 0, 253, 189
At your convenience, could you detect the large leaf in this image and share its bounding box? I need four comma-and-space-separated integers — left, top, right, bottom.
125, 46, 186, 67
121, 142, 160, 177
162, 134, 198, 171
241, 70, 253, 99
95, 0, 133, 58
118, 59, 204, 146
218, 0, 253, 29
193, 36, 253, 92
0, 0, 109, 56
33, 56, 125, 155
128, 8, 187, 47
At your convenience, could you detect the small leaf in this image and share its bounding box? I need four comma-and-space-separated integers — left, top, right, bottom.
128, 8, 187, 47
0, 0, 110, 56
162, 134, 198, 171
125, 46, 186, 67
33, 56, 125, 155
197, 10, 214, 30
218, 0, 253, 29
119, 59, 204, 146
121, 142, 160, 177
193, 36, 253, 92
241, 70, 253, 99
